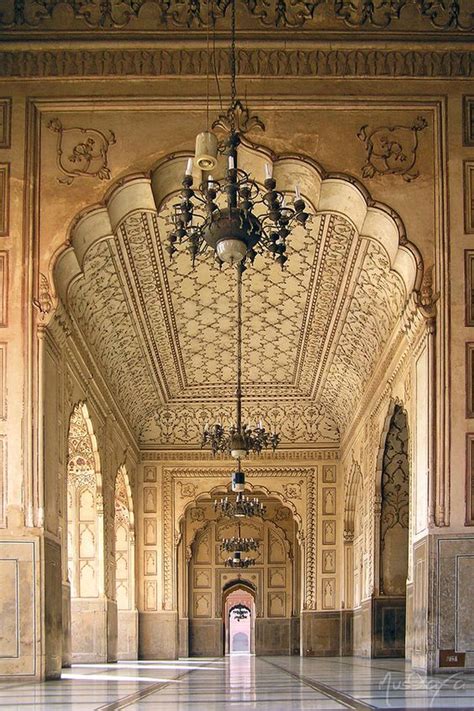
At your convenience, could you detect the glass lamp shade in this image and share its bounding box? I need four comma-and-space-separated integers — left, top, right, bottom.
216, 238, 247, 265
232, 469, 245, 492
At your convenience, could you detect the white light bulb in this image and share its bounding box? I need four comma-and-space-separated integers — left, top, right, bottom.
185, 158, 193, 176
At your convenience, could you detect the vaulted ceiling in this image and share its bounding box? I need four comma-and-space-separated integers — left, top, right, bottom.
55, 146, 419, 448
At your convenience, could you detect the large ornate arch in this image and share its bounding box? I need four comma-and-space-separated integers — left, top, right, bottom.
50, 142, 424, 444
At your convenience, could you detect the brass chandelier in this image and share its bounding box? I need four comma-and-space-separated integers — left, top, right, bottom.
225, 550, 256, 569
166, 0, 310, 270
221, 520, 259, 568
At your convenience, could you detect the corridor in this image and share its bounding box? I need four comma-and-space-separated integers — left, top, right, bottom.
1, 657, 474, 710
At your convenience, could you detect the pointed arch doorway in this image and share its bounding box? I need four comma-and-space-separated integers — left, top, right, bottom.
223, 581, 256, 655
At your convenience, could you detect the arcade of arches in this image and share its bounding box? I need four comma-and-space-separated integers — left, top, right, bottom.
0, 4, 473, 685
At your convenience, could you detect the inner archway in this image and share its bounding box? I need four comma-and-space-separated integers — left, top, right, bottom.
375, 404, 410, 658
224, 582, 256, 655
179, 490, 299, 658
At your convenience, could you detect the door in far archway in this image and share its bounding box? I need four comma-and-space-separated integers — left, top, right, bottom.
224, 584, 256, 655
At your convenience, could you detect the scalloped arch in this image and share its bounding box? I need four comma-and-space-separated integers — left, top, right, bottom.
54, 145, 422, 301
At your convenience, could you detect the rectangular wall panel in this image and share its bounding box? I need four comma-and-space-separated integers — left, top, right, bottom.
415, 345, 428, 535
457, 555, 474, 651
0, 559, 18, 657
0, 252, 7, 327
0, 541, 36, 677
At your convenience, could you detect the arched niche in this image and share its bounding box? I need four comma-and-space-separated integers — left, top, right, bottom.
114, 465, 138, 660
65, 402, 106, 663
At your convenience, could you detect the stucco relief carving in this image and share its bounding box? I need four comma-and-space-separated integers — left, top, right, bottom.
48, 118, 115, 185
1, 0, 472, 29
358, 116, 428, 181
322, 243, 406, 430
1, 49, 474, 78
141, 401, 339, 445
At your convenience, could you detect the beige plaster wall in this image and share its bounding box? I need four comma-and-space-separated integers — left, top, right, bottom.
0, 46, 471, 676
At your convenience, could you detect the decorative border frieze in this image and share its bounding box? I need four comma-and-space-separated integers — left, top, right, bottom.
140, 448, 339, 461
1, 49, 474, 79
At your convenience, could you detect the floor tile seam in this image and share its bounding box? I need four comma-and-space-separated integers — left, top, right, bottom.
260, 658, 377, 711
93, 658, 217, 711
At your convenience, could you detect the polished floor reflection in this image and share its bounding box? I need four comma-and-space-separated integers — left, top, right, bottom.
1, 656, 474, 709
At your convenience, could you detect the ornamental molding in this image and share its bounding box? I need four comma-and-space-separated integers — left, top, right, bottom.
0, 0, 472, 31
140, 448, 339, 460
1, 49, 474, 78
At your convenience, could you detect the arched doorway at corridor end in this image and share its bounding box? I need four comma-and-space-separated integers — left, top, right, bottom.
223, 581, 256, 655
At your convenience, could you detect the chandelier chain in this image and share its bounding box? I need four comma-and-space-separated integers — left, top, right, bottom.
230, 0, 237, 135
236, 264, 242, 432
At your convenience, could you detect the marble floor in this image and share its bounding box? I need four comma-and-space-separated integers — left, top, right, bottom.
1, 656, 474, 710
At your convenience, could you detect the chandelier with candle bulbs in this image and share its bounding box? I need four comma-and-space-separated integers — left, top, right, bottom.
221, 521, 259, 569
166, 0, 310, 270
221, 519, 260, 553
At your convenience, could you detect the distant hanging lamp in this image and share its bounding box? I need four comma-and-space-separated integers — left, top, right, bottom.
165, 0, 310, 269
220, 520, 260, 553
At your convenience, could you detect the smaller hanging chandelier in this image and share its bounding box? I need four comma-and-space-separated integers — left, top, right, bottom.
225, 550, 256, 569
221, 536, 259, 553
202, 422, 280, 459
214, 491, 266, 518
232, 604, 250, 621
221, 518, 260, 553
